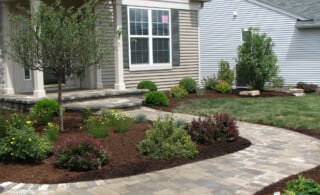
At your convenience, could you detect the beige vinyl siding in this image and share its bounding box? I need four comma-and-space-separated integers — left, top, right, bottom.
124, 10, 199, 91
99, 1, 115, 88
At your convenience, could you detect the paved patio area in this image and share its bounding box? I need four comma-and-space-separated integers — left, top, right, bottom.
1, 107, 319, 195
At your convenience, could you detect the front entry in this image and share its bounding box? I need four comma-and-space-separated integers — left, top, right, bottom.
44, 72, 65, 85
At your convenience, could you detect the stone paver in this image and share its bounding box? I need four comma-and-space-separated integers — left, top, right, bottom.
1, 107, 319, 195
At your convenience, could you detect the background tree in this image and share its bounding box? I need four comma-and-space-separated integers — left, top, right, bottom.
236, 27, 279, 90
6, 0, 111, 131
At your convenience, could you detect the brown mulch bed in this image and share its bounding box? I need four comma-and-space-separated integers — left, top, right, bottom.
0, 112, 251, 184
1, 89, 319, 193
255, 165, 320, 195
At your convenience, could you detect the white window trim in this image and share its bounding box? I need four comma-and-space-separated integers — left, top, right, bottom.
128, 6, 172, 71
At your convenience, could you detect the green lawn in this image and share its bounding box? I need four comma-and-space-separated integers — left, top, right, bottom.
173, 93, 320, 130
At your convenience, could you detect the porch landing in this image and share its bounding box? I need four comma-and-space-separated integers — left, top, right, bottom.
0, 89, 147, 111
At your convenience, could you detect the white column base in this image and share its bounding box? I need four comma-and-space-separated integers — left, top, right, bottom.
114, 82, 126, 90
96, 67, 103, 89
3, 87, 15, 95
33, 89, 46, 98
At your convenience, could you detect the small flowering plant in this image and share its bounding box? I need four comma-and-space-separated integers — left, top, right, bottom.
5, 113, 32, 130
101, 109, 133, 133
53, 136, 109, 171
85, 116, 110, 138
0, 125, 53, 162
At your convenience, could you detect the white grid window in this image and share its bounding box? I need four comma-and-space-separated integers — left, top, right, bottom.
128, 7, 171, 71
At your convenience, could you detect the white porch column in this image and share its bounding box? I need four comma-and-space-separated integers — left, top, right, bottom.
1, 2, 15, 95
113, 2, 126, 90
96, 66, 103, 88
30, 0, 46, 97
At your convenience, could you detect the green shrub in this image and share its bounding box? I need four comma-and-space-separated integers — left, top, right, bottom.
271, 76, 284, 88
203, 75, 219, 90
236, 27, 279, 90
169, 85, 188, 100
53, 136, 108, 171
0, 125, 52, 162
218, 60, 234, 85
186, 113, 238, 144
5, 112, 31, 130
179, 77, 197, 93
31, 98, 59, 124
43, 122, 59, 142
134, 113, 147, 123
137, 80, 158, 91
80, 108, 93, 122
138, 115, 198, 160
296, 82, 318, 93
85, 116, 110, 138
215, 80, 232, 93
284, 176, 320, 195
144, 91, 169, 106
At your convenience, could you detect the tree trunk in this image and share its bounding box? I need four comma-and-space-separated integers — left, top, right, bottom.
58, 73, 64, 132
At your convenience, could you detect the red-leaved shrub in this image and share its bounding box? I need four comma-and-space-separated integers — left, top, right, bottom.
186, 113, 239, 144
53, 136, 108, 171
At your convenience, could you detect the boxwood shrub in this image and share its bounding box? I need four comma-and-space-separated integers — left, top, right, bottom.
137, 80, 158, 92
179, 77, 197, 93
144, 91, 169, 106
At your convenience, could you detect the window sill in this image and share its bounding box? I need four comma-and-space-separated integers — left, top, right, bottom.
129, 64, 172, 71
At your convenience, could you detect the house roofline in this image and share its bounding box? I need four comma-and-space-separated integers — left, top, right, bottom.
246, 0, 308, 21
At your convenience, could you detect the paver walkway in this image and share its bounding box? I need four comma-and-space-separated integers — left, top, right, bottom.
1, 107, 319, 195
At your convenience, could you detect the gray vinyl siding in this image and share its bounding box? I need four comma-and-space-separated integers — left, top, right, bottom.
0, 56, 4, 94
124, 10, 199, 91
98, 1, 115, 88
0, 30, 3, 93
200, 0, 320, 86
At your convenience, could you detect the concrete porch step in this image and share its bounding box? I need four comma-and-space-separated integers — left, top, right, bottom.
0, 89, 147, 111
64, 97, 143, 111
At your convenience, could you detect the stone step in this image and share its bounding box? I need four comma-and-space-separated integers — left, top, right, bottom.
0, 89, 147, 111
64, 97, 143, 111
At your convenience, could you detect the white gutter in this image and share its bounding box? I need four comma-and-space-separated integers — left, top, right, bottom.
296, 21, 320, 29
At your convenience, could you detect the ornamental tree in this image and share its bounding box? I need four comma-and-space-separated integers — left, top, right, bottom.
6, 0, 111, 131
236, 27, 279, 90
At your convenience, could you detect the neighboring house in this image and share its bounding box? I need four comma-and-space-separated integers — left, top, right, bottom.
200, 0, 320, 86
0, 0, 206, 97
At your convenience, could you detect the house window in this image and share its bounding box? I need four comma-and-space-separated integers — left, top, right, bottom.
242, 29, 251, 42
128, 7, 171, 71
24, 67, 31, 80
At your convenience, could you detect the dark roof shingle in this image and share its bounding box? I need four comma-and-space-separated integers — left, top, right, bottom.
256, 0, 320, 20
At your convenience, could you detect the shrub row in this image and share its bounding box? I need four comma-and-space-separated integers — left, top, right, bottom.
138, 113, 239, 159
138, 77, 198, 106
